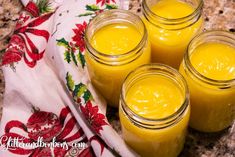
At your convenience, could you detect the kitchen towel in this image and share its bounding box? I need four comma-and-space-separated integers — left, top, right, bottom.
0, 0, 137, 156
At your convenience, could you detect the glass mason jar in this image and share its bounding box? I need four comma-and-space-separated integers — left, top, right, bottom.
119, 64, 190, 157
85, 10, 151, 107
142, 0, 203, 69
179, 31, 235, 132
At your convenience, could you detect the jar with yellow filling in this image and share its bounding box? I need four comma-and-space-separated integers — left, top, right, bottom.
142, 0, 203, 68
179, 31, 235, 132
85, 10, 151, 107
119, 64, 190, 157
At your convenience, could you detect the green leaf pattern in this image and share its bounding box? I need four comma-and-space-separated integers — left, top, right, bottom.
56, 38, 85, 67
105, 4, 118, 9
71, 51, 78, 66
86, 4, 100, 11
66, 72, 75, 91
56, 38, 69, 48
77, 52, 86, 68
36, 0, 53, 14
64, 50, 71, 63
78, 4, 118, 18
78, 12, 94, 17
66, 72, 93, 104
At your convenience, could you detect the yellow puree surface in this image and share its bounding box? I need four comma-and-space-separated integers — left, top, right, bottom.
151, 0, 194, 19
126, 76, 184, 119
146, 0, 203, 68
190, 42, 235, 80
91, 23, 142, 55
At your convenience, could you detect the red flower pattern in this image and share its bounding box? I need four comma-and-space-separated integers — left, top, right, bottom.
96, 0, 116, 6
72, 21, 87, 52
80, 101, 108, 135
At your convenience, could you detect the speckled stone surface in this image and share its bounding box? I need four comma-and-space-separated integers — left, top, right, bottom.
0, 0, 235, 156
0, 0, 22, 127
0, 0, 22, 51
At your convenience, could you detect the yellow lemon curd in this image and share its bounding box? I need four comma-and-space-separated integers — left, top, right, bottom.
119, 70, 190, 157
144, 0, 203, 68
85, 23, 151, 107
91, 24, 142, 55
180, 42, 235, 132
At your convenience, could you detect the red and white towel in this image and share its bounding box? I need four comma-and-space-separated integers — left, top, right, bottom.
0, 0, 137, 156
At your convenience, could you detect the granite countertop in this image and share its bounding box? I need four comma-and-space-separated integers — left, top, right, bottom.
0, 0, 235, 156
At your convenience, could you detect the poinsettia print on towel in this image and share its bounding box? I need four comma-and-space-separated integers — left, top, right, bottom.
65, 72, 108, 135
72, 21, 87, 52
1, 0, 55, 69
80, 101, 108, 135
0, 106, 95, 156
56, 21, 87, 68
65, 72, 111, 156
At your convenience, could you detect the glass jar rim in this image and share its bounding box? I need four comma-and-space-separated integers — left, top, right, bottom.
184, 30, 235, 87
120, 64, 189, 129
142, 0, 203, 30
142, 0, 203, 21
85, 9, 148, 65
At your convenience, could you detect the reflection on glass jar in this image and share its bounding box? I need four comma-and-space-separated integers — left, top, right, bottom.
179, 31, 235, 132
119, 64, 190, 157
85, 10, 151, 107
142, 0, 203, 69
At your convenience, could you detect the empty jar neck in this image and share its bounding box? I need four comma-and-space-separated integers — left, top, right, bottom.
85, 9, 147, 66
142, 0, 203, 30
120, 64, 189, 129
184, 31, 235, 88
